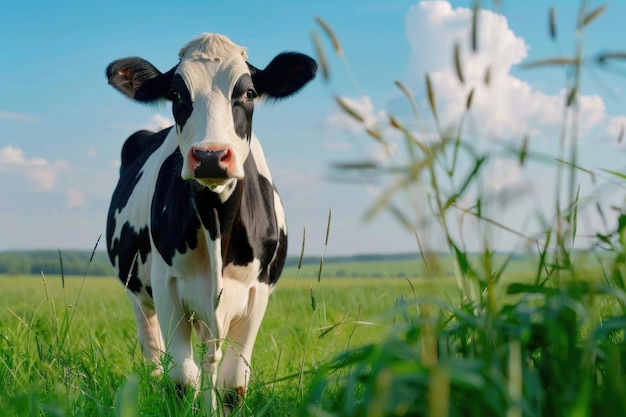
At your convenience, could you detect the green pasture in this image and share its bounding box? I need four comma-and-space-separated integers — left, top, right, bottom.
0, 266, 443, 416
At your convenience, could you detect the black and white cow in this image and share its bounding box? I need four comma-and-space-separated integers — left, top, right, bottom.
105, 33, 316, 413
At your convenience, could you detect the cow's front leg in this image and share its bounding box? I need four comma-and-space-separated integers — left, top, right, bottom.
218, 282, 270, 410
152, 275, 200, 392
127, 293, 165, 371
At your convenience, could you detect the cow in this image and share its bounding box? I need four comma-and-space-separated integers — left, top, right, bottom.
105, 33, 316, 414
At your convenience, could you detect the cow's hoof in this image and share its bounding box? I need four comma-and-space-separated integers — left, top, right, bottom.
222, 386, 245, 409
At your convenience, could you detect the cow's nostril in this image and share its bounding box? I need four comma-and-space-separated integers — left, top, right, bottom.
219, 148, 232, 164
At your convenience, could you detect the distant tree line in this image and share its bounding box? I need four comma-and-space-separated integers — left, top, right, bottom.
0, 250, 114, 276
0, 250, 425, 277
283, 252, 423, 267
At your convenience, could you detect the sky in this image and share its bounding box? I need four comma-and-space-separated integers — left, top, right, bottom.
2, 0, 626, 257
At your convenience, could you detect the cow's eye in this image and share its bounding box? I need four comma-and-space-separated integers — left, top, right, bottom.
245, 89, 257, 100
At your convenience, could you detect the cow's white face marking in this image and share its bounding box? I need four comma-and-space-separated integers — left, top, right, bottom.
173, 34, 253, 191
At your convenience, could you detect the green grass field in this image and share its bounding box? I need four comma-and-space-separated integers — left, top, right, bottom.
1, 251, 618, 416
0, 267, 437, 416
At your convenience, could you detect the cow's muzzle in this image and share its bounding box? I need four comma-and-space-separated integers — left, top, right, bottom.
189, 145, 235, 180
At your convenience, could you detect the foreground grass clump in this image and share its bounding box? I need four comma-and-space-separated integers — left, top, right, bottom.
302, 2, 626, 416
303, 267, 626, 416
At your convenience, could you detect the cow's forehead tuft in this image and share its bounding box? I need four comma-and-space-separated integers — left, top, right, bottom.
178, 33, 247, 62
175, 33, 250, 97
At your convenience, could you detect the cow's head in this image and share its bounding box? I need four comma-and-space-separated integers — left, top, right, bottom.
107, 33, 316, 191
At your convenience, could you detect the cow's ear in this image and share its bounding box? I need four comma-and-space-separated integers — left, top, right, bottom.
249, 52, 317, 100
106, 57, 175, 102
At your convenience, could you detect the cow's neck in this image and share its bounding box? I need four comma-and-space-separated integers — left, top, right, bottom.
191, 180, 244, 256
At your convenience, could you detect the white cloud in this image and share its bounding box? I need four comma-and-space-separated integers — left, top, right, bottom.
605, 116, 626, 144
406, 1, 527, 78
0, 110, 40, 123
0, 146, 69, 191
26, 170, 57, 191
484, 158, 521, 191
403, 1, 607, 140
0, 146, 47, 166
66, 188, 86, 208
87, 146, 97, 157
148, 114, 173, 131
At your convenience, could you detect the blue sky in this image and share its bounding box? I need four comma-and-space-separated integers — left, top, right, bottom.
2, 0, 626, 256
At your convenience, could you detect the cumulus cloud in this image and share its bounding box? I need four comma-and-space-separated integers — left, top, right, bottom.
66, 188, 86, 208
0, 146, 46, 166
402, 1, 606, 139
0, 146, 69, 191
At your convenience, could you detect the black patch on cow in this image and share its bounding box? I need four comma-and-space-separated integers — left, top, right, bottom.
169, 74, 193, 131
231, 74, 255, 140
150, 149, 202, 266
110, 223, 151, 293
121, 130, 156, 169
222, 153, 286, 285
192, 181, 243, 243
269, 228, 287, 286
107, 128, 170, 291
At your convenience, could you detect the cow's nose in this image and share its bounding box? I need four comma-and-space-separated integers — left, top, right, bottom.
190, 146, 234, 179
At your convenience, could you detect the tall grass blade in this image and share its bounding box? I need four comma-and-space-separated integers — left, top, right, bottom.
566, 86, 578, 106
466, 88, 474, 110
394, 80, 423, 128
335, 96, 364, 123
471, 1, 480, 52
549, 6, 557, 40
315, 17, 342, 57
454, 42, 464, 84
312, 31, 329, 81
58, 249, 64, 289
597, 51, 626, 64
428, 367, 450, 417
519, 135, 529, 165
523, 57, 580, 69
425, 74, 440, 127
40, 272, 59, 342
579, 4, 608, 29
484, 66, 491, 85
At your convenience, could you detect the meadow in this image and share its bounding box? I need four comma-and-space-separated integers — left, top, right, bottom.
0, 263, 442, 416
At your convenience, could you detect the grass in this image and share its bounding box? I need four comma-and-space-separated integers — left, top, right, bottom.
0, 271, 430, 416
